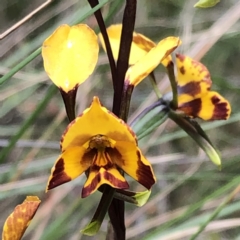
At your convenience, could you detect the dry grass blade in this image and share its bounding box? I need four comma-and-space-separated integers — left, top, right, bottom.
0, 0, 53, 40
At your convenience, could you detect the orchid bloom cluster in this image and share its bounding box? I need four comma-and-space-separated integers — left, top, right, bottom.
2, 20, 231, 239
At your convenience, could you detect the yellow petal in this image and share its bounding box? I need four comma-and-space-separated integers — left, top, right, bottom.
47, 146, 89, 190
82, 167, 129, 198
176, 54, 231, 120
61, 96, 137, 151
178, 91, 231, 120
2, 196, 41, 240
113, 141, 156, 189
42, 24, 99, 93
125, 37, 181, 86
176, 53, 212, 96
99, 24, 156, 65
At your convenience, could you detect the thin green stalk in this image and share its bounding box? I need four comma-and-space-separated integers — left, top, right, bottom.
190, 185, 240, 240
0, 48, 41, 85
166, 60, 178, 109
0, 85, 57, 164
149, 72, 162, 99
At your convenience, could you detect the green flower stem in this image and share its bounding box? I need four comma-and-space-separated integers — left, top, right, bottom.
0, 85, 57, 164
149, 72, 162, 99
81, 186, 115, 236
166, 60, 178, 109
190, 185, 240, 240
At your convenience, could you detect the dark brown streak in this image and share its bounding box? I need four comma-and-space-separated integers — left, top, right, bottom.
110, 2, 137, 238
88, 0, 118, 92
113, 0, 137, 116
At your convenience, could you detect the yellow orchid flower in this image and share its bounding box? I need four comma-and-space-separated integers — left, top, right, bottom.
2, 196, 41, 240
42, 24, 99, 93
100, 24, 230, 120
176, 54, 231, 120
99, 24, 156, 65
99, 24, 181, 86
47, 97, 156, 197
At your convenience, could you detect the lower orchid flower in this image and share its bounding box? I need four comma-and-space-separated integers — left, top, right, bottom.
47, 97, 156, 197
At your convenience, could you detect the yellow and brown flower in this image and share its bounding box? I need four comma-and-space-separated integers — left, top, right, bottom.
100, 24, 231, 120
176, 54, 231, 120
47, 97, 156, 198
99, 24, 181, 86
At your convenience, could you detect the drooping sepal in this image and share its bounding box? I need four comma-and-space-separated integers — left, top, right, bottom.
2, 196, 41, 240
176, 54, 231, 120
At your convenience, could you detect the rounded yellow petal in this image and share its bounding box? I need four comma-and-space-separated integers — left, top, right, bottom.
99, 24, 156, 65
2, 196, 41, 240
125, 37, 181, 86
42, 24, 99, 92
61, 96, 137, 151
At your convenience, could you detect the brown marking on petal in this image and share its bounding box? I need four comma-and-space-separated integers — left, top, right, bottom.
48, 158, 71, 190
180, 66, 185, 75
178, 98, 202, 118
178, 81, 201, 96
132, 33, 156, 52
106, 147, 125, 167
211, 95, 229, 120
82, 171, 101, 198
103, 170, 129, 188
136, 150, 155, 189
176, 53, 185, 62
82, 148, 98, 164
81, 168, 129, 198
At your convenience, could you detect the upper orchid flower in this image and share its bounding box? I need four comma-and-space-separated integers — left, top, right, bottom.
100, 24, 231, 120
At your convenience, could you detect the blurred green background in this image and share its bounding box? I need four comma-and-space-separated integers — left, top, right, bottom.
1, 0, 240, 239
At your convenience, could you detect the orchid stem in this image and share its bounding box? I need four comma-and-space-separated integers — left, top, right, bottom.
166, 61, 178, 109
119, 82, 134, 122
149, 72, 162, 99
60, 87, 77, 122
